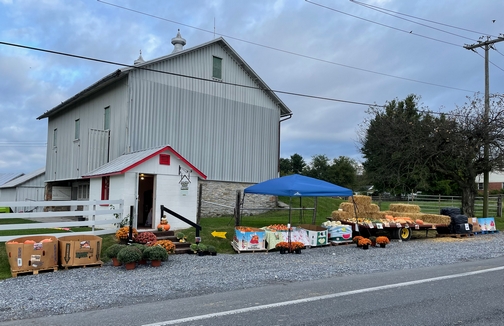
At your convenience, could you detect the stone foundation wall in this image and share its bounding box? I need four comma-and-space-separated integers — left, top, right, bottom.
199, 180, 277, 217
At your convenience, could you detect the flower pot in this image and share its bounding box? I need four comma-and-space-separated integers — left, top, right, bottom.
111, 257, 121, 267
362, 245, 369, 250
150, 260, 162, 267
371, 242, 376, 247
210, 252, 217, 256
294, 249, 302, 254
279, 248, 286, 254
139, 259, 147, 265
124, 262, 136, 270
198, 251, 206, 256
380, 243, 386, 248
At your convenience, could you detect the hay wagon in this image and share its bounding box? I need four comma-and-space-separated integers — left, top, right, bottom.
338, 220, 448, 241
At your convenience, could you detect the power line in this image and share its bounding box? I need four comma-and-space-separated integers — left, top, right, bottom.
0, 41, 384, 108
350, 0, 500, 39
97, 0, 476, 93
350, 0, 478, 42
305, 0, 464, 48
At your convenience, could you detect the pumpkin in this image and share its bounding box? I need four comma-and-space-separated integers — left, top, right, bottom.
415, 219, 424, 225
7, 241, 18, 244
157, 224, 164, 231
41, 239, 53, 243
24, 240, 36, 244
163, 224, 171, 231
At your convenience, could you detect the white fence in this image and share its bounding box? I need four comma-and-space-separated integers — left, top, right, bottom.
0, 199, 124, 242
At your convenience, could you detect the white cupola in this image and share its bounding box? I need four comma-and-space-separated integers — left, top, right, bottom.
171, 29, 186, 53
134, 50, 145, 65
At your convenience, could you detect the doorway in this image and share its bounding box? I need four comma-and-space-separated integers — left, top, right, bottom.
138, 173, 154, 228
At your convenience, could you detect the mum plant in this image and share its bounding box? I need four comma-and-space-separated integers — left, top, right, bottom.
116, 246, 143, 264
376, 236, 390, 245
115, 226, 138, 241
156, 240, 176, 254
135, 232, 157, 245
105, 244, 125, 259
143, 245, 169, 261
358, 238, 372, 247
352, 235, 364, 244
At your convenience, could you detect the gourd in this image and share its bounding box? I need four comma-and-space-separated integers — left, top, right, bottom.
163, 224, 170, 231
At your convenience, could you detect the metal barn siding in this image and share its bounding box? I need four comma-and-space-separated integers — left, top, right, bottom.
46, 81, 129, 180
127, 43, 281, 183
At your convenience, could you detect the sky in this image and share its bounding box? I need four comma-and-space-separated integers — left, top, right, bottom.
0, 0, 503, 174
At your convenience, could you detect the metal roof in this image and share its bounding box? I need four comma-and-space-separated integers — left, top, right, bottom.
37, 37, 292, 120
0, 173, 24, 186
82, 145, 206, 179
0, 167, 45, 189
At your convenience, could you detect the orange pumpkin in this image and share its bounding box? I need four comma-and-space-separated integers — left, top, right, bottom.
24, 240, 36, 244
163, 224, 171, 231
415, 219, 424, 225
7, 241, 18, 244
157, 224, 164, 231
41, 239, 53, 243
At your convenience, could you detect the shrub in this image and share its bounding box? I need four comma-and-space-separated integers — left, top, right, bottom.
106, 244, 125, 259
117, 246, 142, 264
143, 245, 169, 261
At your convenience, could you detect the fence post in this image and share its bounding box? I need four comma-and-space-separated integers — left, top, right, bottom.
498, 195, 502, 217
128, 205, 134, 243
234, 190, 241, 226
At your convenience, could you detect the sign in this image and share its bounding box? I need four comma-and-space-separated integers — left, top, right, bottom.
211, 231, 227, 239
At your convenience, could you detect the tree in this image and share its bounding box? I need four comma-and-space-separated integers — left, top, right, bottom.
290, 154, 306, 174
279, 157, 292, 176
327, 156, 357, 189
360, 93, 504, 216
303, 154, 330, 180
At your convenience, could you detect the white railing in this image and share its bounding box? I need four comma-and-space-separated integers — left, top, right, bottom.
0, 199, 124, 242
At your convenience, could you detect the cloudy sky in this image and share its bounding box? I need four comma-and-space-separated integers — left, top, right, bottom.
1, 0, 503, 174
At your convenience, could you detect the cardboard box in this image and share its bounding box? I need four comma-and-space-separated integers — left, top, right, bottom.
58, 235, 102, 267
233, 227, 266, 251
478, 217, 497, 231
323, 225, 353, 242
6, 236, 58, 272
468, 217, 481, 232
298, 224, 328, 246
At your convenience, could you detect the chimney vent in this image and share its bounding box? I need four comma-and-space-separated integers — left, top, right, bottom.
171, 29, 186, 53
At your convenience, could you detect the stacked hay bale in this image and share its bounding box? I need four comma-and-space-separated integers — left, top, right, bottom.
331, 195, 382, 221
331, 195, 451, 225
383, 203, 451, 224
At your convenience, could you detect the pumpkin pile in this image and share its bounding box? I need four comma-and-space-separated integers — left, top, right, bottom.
265, 224, 290, 231
7, 238, 53, 245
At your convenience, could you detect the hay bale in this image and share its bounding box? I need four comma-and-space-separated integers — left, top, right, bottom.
331, 210, 353, 221
339, 202, 355, 213
382, 211, 423, 219
419, 214, 451, 225
363, 203, 380, 213
388, 204, 421, 213
348, 195, 372, 206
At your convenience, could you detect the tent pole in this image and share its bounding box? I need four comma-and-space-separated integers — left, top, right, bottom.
312, 197, 317, 224
289, 197, 292, 253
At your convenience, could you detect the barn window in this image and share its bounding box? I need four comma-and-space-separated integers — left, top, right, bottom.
53, 128, 58, 148
477, 183, 484, 190
74, 119, 80, 140
101, 176, 110, 201
104, 106, 110, 130
159, 154, 170, 165
212, 56, 222, 79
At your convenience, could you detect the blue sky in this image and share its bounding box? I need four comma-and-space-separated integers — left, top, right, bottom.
1, 0, 503, 174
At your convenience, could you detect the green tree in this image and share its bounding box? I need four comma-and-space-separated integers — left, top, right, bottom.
303, 154, 330, 180
327, 156, 357, 189
290, 153, 306, 174
279, 157, 292, 176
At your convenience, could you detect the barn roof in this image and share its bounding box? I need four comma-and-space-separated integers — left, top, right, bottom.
0, 173, 23, 187
37, 37, 292, 119
82, 145, 206, 179
0, 167, 45, 188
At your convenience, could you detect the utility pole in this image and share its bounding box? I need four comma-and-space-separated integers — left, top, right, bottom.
464, 35, 504, 218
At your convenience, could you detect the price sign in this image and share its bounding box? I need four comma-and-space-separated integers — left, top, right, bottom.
368, 223, 374, 228
415, 224, 420, 230
465, 223, 470, 230
404, 224, 409, 228
396, 223, 401, 228
384, 222, 390, 227
376, 223, 383, 229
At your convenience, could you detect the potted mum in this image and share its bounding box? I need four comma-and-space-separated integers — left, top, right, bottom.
207, 245, 217, 256
197, 243, 208, 256
156, 240, 176, 254
290, 241, 305, 254
135, 231, 157, 245
358, 238, 372, 250
106, 244, 125, 266
115, 226, 138, 243
117, 246, 143, 270
131, 243, 148, 264
369, 236, 377, 247
352, 235, 364, 247
376, 236, 390, 248
176, 232, 187, 243
143, 245, 168, 267
275, 241, 290, 254
190, 243, 199, 254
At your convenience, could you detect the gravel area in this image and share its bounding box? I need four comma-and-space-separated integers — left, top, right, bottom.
1, 234, 503, 322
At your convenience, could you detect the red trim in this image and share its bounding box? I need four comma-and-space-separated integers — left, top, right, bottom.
83, 146, 207, 179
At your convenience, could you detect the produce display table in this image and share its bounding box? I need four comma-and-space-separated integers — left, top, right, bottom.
263, 228, 311, 250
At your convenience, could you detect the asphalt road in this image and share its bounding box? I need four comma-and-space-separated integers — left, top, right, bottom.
1, 256, 503, 326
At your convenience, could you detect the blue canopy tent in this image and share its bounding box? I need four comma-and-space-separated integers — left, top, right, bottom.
243, 174, 353, 225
